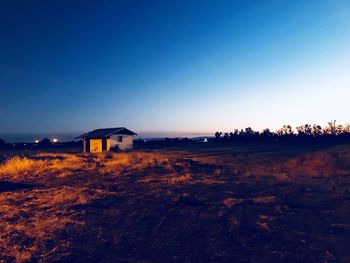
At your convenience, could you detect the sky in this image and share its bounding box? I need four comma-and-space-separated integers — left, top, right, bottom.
1, 0, 350, 141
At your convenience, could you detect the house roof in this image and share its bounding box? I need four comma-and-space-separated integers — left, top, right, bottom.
77, 127, 137, 139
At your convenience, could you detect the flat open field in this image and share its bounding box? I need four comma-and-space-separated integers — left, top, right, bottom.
1, 143, 350, 262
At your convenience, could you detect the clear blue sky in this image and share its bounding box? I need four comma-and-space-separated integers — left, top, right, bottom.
1, 0, 350, 140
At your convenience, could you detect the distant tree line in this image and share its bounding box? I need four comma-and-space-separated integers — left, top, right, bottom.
213, 121, 350, 143
0, 137, 82, 150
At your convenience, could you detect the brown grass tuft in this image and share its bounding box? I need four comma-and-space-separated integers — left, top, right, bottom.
0, 154, 87, 182
223, 198, 244, 208
0, 186, 107, 262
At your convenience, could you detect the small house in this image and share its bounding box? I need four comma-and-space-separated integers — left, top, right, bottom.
77, 127, 137, 153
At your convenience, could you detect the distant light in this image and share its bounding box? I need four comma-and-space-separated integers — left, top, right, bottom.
52, 138, 58, 143
144, 139, 147, 142
35, 140, 39, 144
203, 138, 208, 143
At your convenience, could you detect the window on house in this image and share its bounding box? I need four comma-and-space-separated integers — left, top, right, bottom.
118, 136, 123, 142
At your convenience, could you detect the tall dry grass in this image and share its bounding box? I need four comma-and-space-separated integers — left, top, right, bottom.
0, 186, 113, 262
2, 147, 348, 185
0, 156, 47, 175
93, 151, 175, 174
241, 149, 350, 179
0, 151, 179, 183
0, 153, 86, 182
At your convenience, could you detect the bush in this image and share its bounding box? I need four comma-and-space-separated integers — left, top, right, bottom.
40, 138, 51, 146
0, 137, 5, 149
109, 145, 120, 152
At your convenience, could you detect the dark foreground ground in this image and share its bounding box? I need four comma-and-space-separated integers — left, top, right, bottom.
0, 143, 350, 262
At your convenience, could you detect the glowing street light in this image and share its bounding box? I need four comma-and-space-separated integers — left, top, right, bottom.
52, 138, 58, 143
35, 139, 39, 144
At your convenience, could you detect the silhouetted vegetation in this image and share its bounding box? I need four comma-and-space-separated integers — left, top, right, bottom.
213, 121, 350, 144
0, 137, 10, 150
0, 137, 5, 149
39, 138, 51, 146
0, 140, 82, 151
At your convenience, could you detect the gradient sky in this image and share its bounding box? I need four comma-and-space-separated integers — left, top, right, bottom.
1, 0, 350, 141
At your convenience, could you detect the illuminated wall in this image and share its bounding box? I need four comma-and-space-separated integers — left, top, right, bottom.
110, 135, 134, 150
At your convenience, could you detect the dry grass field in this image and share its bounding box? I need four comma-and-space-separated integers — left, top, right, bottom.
0, 143, 350, 262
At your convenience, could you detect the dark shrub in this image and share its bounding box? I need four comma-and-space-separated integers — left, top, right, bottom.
40, 138, 51, 146
110, 145, 120, 152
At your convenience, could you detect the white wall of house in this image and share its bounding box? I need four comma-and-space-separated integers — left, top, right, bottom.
110, 134, 134, 150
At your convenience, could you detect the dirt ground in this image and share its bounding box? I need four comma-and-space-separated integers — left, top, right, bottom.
0, 143, 350, 262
